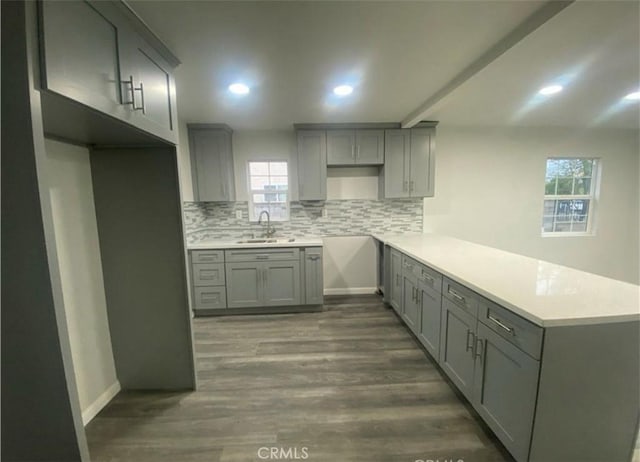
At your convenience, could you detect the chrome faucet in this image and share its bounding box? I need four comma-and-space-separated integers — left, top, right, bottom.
258, 210, 276, 238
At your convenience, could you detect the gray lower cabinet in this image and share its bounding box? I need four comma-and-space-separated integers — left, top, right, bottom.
193, 247, 320, 311
439, 298, 477, 400
472, 322, 540, 462
191, 251, 227, 312
263, 261, 301, 306
417, 276, 442, 360
226, 261, 301, 308
401, 259, 420, 334
389, 249, 403, 314
304, 248, 324, 305
225, 262, 263, 308
297, 130, 327, 200
188, 125, 236, 202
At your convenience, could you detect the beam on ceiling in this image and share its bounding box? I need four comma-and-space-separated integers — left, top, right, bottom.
401, 0, 575, 128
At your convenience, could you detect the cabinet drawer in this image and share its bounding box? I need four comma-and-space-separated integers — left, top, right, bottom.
193, 286, 226, 310
225, 248, 300, 262
417, 264, 442, 294
478, 299, 543, 359
192, 250, 224, 264
443, 278, 478, 317
401, 255, 421, 278
192, 263, 225, 287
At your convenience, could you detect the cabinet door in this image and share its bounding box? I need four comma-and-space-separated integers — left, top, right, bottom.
383, 130, 410, 198
355, 130, 384, 165
389, 250, 403, 314
40, 1, 124, 116
440, 298, 477, 400
409, 128, 434, 197
225, 262, 263, 308
121, 34, 175, 141
297, 131, 327, 200
402, 274, 419, 334
189, 128, 235, 202
418, 281, 442, 361
263, 261, 301, 307
472, 323, 540, 462
327, 130, 356, 165
304, 248, 324, 305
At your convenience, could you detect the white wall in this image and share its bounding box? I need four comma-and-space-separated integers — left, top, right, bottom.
45, 139, 119, 424
424, 126, 640, 284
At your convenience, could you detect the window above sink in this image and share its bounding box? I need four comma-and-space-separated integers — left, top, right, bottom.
247, 160, 289, 222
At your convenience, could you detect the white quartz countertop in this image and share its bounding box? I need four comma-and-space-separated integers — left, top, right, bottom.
372, 233, 640, 328
188, 238, 323, 250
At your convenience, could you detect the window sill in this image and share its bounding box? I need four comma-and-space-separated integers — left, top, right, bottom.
541, 232, 595, 238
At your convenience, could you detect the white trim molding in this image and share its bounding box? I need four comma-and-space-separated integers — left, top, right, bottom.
324, 287, 378, 296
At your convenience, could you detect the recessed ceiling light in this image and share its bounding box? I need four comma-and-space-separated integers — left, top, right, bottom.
333, 85, 353, 96
228, 83, 250, 95
623, 91, 640, 101
539, 85, 563, 96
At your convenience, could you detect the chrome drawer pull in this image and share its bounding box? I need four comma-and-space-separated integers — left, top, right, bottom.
256, 255, 269, 260
421, 272, 434, 284
488, 314, 515, 335
448, 288, 465, 304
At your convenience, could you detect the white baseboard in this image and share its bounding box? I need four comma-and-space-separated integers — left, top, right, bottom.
82, 380, 121, 425
324, 287, 378, 296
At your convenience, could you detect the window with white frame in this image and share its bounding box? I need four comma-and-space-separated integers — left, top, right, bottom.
542, 158, 598, 235
247, 161, 289, 221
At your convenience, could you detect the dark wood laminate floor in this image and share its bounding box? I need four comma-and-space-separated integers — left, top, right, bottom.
86, 296, 514, 462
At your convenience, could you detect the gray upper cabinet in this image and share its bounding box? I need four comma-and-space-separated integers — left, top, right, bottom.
327, 129, 384, 165
38, 1, 179, 144
119, 32, 174, 140
304, 248, 324, 305
188, 125, 236, 202
39, 1, 123, 117
327, 130, 356, 165
381, 128, 435, 198
297, 130, 327, 201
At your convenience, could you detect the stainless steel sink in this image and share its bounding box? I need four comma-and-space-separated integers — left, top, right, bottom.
235, 238, 296, 244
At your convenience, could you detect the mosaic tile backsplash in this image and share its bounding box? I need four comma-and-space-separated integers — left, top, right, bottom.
184, 199, 423, 244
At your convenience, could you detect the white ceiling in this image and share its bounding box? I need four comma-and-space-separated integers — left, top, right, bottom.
129, 1, 639, 130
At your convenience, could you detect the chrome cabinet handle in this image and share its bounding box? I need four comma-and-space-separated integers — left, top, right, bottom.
351, 145, 355, 159
357, 145, 360, 159
256, 255, 269, 260
122, 75, 145, 113
137, 81, 146, 114
466, 329, 475, 353
308, 255, 320, 261
474, 337, 484, 361
488, 314, 515, 335
448, 288, 466, 304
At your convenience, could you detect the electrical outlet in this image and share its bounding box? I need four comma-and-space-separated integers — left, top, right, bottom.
322, 208, 328, 218
235, 210, 243, 220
